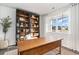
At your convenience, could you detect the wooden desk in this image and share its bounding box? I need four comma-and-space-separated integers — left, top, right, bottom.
17, 38, 62, 55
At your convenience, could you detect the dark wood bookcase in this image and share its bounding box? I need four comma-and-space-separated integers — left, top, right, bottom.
16, 9, 40, 41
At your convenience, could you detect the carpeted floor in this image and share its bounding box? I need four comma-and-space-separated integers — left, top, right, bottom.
0, 46, 78, 55
0, 45, 17, 55
44, 47, 78, 55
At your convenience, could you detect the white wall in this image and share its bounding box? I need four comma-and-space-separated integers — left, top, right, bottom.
43, 9, 74, 49
41, 4, 79, 51
40, 15, 46, 37
43, 6, 74, 49
0, 5, 16, 46
74, 4, 79, 51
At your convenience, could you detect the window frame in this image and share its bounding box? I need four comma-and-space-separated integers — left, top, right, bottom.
51, 15, 69, 33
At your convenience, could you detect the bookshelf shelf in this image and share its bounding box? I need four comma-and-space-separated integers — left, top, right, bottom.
16, 9, 40, 41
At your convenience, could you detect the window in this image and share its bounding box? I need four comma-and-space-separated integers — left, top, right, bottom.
51, 16, 69, 32
51, 19, 56, 31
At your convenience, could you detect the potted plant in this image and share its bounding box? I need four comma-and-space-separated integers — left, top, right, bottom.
0, 16, 12, 49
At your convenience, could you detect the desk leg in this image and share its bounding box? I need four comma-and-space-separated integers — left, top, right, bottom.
59, 46, 61, 54
56, 47, 61, 55
59, 40, 61, 54
57, 41, 61, 55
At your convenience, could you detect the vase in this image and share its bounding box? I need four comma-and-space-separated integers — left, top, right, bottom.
0, 40, 8, 49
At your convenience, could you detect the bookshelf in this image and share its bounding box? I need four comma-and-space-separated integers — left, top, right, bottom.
16, 9, 40, 41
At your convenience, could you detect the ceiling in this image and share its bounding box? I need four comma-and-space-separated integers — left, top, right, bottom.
0, 3, 70, 15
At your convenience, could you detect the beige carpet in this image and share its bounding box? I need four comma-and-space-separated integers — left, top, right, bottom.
44, 47, 78, 55
4, 49, 18, 55
4, 47, 78, 55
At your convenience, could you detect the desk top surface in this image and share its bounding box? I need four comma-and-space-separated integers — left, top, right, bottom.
17, 37, 62, 52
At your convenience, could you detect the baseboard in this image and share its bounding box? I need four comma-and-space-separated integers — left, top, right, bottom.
62, 46, 79, 54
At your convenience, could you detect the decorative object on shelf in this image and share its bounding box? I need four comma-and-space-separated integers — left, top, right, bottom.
19, 17, 25, 21
26, 24, 28, 27
26, 29, 29, 32
20, 23, 23, 27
